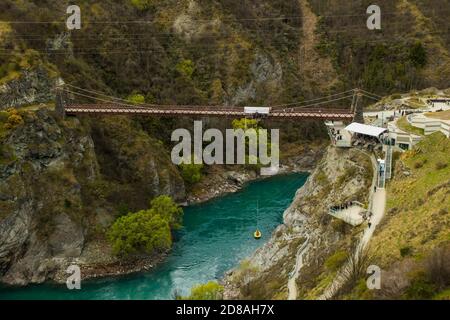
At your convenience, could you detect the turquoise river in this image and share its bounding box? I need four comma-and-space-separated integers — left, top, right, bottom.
0, 173, 308, 300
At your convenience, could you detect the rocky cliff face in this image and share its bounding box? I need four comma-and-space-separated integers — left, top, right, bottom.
0, 68, 58, 110
0, 108, 185, 285
223, 146, 374, 299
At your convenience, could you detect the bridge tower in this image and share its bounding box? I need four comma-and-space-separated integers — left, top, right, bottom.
351, 89, 364, 124
55, 81, 65, 119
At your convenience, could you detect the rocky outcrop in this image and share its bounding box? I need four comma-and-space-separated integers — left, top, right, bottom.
173, 0, 222, 41
231, 53, 283, 106
0, 68, 58, 109
223, 147, 373, 299
0, 108, 185, 286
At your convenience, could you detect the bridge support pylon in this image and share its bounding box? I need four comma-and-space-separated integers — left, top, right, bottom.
352, 89, 364, 124
55, 85, 65, 120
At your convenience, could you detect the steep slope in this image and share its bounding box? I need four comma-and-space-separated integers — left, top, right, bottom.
223, 146, 374, 299
0, 107, 184, 285
309, 0, 450, 94
2, 0, 448, 109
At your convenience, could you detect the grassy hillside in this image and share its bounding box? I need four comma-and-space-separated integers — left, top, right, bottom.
345, 133, 450, 300
372, 133, 449, 265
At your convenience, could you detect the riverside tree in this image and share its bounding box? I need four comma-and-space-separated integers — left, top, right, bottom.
108, 195, 183, 257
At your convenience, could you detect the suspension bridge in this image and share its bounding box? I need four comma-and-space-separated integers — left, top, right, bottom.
57, 85, 381, 121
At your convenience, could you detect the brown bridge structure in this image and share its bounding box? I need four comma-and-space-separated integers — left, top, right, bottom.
63, 104, 355, 120
57, 86, 379, 122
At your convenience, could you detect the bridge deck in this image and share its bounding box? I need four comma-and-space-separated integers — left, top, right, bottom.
65, 104, 355, 120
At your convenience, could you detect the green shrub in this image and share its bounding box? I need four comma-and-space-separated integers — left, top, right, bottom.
108, 196, 182, 256
127, 92, 145, 105
409, 42, 427, 68
181, 281, 224, 300
130, 0, 154, 10
117, 202, 130, 216
433, 288, 450, 300
176, 59, 195, 78
405, 272, 436, 299
150, 195, 183, 230
325, 250, 348, 272
400, 246, 412, 257
231, 118, 259, 130
179, 162, 203, 185
108, 209, 172, 257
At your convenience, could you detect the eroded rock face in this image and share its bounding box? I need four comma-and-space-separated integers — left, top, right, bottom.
173, 0, 221, 41
0, 109, 185, 285
0, 68, 57, 109
231, 53, 283, 106
48, 213, 84, 257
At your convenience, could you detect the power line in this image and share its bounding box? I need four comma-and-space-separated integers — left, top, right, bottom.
9, 21, 447, 40
3, 9, 450, 25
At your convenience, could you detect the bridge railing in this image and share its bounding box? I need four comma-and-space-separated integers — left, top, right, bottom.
64, 104, 355, 119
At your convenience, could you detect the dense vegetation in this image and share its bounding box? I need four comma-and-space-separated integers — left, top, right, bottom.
182, 281, 224, 300
310, 0, 450, 93
108, 195, 183, 257
2, 0, 449, 110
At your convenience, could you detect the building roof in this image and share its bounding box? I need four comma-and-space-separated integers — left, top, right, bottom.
345, 122, 387, 138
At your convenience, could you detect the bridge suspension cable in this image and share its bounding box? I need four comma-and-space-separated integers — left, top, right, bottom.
277, 94, 355, 111
63, 87, 160, 110
62, 83, 381, 113
359, 89, 383, 99
64, 83, 150, 108
271, 89, 356, 109
360, 94, 381, 102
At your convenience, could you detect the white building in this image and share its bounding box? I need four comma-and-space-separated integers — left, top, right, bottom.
345, 122, 388, 142
409, 113, 450, 138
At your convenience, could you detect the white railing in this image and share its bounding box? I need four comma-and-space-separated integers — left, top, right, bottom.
385, 145, 393, 180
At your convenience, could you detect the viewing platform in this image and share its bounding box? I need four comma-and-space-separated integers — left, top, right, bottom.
328, 201, 367, 226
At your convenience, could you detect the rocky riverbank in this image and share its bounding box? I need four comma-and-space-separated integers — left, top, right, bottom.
186, 145, 325, 205
0, 107, 184, 286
